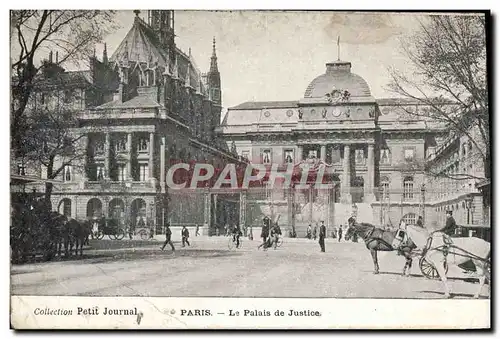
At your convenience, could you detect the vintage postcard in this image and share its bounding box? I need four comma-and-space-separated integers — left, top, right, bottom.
10, 9, 491, 329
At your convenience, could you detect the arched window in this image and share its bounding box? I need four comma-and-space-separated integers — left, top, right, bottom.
402, 212, 417, 225
58, 198, 72, 217
403, 176, 414, 200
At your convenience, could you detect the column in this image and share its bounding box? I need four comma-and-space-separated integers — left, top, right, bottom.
239, 190, 247, 227
297, 145, 303, 162
84, 134, 90, 180
309, 185, 313, 223
105, 133, 110, 179
365, 144, 375, 202
342, 144, 351, 203
127, 133, 133, 180
203, 191, 211, 231
320, 145, 326, 161
160, 136, 166, 189
149, 132, 155, 181
287, 188, 295, 237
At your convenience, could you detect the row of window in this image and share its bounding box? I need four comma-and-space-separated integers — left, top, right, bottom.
380, 176, 415, 199
242, 147, 415, 165
93, 137, 150, 154
59, 164, 150, 182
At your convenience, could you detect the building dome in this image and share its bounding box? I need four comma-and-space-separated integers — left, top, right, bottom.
304, 61, 371, 98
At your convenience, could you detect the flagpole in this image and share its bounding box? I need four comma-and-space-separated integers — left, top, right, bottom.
337, 36, 340, 61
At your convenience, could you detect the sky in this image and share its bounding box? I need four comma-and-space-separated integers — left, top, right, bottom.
88, 10, 429, 113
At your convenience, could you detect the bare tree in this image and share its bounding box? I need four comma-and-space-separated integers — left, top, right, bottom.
22, 87, 90, 203
388, 14, 489, 180
10, 10, 116, 156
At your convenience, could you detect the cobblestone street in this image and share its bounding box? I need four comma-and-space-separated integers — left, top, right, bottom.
11, 237, 490, 299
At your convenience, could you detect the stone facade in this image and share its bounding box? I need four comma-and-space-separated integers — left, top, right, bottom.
218, 58, 488, 237
13, 10, 243, 235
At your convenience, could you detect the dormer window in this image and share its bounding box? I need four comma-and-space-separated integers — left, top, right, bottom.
63, 165, 72, 182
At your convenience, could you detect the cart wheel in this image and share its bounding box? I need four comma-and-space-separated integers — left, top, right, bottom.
96, 231, 104, 240
115, 229, 125, 241
108, 234, 116, 240
228, 237, 235, 250
138, 230, 148, 241
419, 257, 448, 279
277, 237, 283, 247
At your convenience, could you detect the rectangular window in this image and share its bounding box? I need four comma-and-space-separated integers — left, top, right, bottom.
262, 149, 272, 164
355, 149, 365, 165
115, 136, 127, 152
63, 165, 72, 182
117, 164, 127, 182
17, 163, 26, 176
284, 149, 294, 164
94, 140, 105, 154
331, 146, 341, 164
138, 138, 149, 152
139, 164, 149, 181
307, 150, 318, 159
241, 150, 250, 161
404, 148, 415, 161
380, 148, 391, 165
96, 164, 105, 181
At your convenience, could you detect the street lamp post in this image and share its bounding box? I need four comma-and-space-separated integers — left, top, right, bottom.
465, 196, 474, 226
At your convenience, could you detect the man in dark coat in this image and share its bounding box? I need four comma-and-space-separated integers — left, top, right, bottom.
416, 216, 424, 228
439, 211, 457, 236
161, 223, 175, 251
338, 225, 343, 242
258, 217, 270, 249
181, 226, 190, 247
319, 221, 326, 252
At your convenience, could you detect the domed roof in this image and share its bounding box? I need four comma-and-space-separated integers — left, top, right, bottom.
304, 61, 371, 98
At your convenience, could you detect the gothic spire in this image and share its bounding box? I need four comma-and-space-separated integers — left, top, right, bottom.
103, 43, 108, 64
209, 36, 218, 73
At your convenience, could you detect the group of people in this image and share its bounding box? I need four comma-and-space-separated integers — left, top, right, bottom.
306, 223, 352, 243
258, 217, 282, 250
160, 224, 191, 252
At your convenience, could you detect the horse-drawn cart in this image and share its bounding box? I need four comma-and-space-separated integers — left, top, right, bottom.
94, 218, 126, 240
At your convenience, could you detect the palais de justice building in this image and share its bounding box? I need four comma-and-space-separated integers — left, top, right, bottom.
218, 57, 488, 236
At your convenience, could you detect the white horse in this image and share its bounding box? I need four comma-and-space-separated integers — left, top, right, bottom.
406, 225, 490, 299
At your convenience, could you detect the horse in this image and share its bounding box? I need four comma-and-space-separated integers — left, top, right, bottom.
44, 211, 68, 258
66, 219, 92, 257
344, 218, 417, 276
406, 225, 490, 299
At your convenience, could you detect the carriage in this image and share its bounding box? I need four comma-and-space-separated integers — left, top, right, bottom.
417, 235, 490, 280
394, 227, 490, 280
93, 218, 126, 240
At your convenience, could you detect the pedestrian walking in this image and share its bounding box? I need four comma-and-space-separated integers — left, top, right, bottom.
319, 221, 326, 252
195, 224, 200, 236
258, 217, 270, 249
338, 225, 343, 242
313, 223, 318, 240
182, 226, 190, 247
160, 224, 175, 251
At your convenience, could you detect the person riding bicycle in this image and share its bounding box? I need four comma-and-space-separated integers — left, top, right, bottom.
232, 224, 242, 248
